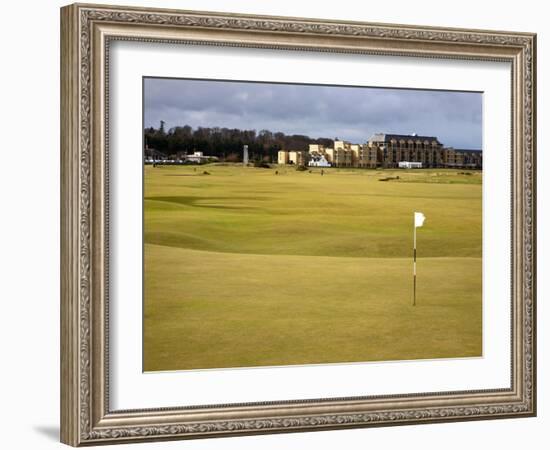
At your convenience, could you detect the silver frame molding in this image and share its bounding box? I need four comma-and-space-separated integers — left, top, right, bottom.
60, 3, 536, 446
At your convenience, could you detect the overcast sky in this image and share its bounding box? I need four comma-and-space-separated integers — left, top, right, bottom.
144, 77, 482, 149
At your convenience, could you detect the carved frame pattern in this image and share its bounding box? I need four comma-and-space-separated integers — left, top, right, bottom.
61, 3, 536, 446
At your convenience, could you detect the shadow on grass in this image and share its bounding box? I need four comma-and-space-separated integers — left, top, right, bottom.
145, 195, 268, 210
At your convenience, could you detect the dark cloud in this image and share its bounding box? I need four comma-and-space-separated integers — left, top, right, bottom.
144, 78, 482, 149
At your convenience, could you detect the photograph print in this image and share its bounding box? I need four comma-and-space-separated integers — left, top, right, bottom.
142, 77, 483, 372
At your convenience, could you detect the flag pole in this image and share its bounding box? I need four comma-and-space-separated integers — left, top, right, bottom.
413, 217, 416, 307
412, 211, 425, 306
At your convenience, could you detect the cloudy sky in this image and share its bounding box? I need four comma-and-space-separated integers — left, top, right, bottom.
144, 77, 482, 149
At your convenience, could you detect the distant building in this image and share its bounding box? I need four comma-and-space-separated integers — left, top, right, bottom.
278, 150, 307, 165
308, 141, 378, 169
443, 148, 483, 169
356, 144, 379, 169
367, 133, 482, 169
399, 161, 423, 169
278, 150, 289, 164
332, 141, 353, 167
185, 151, 218, 164
288, 150, 308, 166
369, 133, 444, 168
309, 153, 331, 167
277, 133, 482, 169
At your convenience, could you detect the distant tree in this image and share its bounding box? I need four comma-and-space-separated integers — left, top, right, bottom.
225, 153, 240, 163
143, 124, 337, 162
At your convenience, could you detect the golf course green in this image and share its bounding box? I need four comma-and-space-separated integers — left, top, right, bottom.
143, 165, 482, 371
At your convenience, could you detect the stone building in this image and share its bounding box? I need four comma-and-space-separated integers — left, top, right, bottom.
278, 150, 308, 166
355, 144, 379, 168
333, 141, 354, 167
278, 133, 482, 169
443, 148, 483, 168
368, 133, 444, 168
308, 141, 378, 168
277, 150, 289, 164
362, 133, 482, 169
289, 151, 307, 166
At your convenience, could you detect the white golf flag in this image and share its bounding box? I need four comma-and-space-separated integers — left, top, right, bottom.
414, 212, 426, 228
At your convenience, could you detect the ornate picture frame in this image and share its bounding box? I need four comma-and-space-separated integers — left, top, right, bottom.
60, 3, 536, 446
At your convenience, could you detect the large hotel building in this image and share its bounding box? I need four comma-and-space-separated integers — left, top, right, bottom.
277, 133, 482, 169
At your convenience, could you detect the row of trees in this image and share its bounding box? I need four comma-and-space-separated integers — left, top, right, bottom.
144, 122, 334, 161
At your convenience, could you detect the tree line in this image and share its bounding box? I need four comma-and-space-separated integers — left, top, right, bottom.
144, 122, 334, 162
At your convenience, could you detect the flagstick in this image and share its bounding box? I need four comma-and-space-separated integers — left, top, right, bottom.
413, 220, 417, 306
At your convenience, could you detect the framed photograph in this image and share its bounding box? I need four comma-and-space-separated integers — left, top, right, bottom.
60, 3, 536, 446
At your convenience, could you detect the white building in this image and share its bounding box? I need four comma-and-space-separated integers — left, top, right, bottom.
398, 161, 423, 169
308, 154, 331, 167
185, 151, 218, 164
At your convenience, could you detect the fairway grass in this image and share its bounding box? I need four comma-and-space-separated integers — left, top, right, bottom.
143, 165, 482, 371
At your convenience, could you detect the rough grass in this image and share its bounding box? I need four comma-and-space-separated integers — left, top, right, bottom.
143, 165, 482, 371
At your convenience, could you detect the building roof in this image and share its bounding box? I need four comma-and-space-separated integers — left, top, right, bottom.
369, 133, 441, 143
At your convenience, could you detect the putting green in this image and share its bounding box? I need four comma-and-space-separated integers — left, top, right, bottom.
143, 165, 482, 371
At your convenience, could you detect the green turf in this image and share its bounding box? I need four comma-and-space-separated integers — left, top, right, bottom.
143, 165, 482, 371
